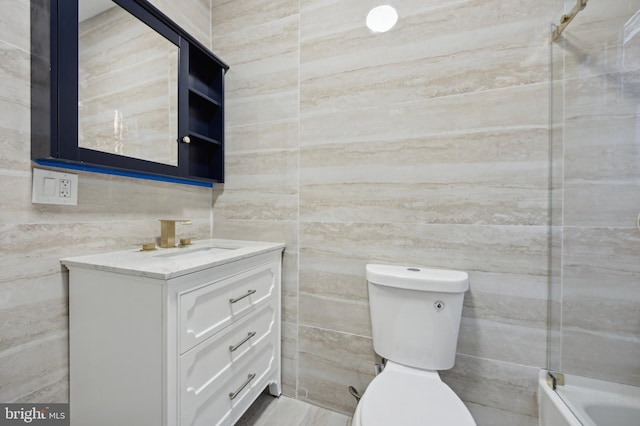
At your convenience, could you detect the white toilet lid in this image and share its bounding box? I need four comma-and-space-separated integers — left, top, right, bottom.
360, 365, 476, 426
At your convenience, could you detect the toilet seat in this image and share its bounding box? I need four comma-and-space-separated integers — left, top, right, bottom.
357, 362, 476, 426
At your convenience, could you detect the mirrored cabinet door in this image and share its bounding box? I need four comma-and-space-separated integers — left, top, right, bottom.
79, 0, 180, 167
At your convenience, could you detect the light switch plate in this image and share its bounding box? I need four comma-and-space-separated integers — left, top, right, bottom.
32, 168, 79, 205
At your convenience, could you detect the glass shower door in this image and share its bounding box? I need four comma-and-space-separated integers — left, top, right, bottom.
548, 0, 640, 423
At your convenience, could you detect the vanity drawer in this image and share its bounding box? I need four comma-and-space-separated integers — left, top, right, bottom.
179, 298, 277, 412
179, 260, 278, 353
180, 338, 278, 426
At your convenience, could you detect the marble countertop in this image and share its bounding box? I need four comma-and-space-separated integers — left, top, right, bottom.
61, 239, 285, 280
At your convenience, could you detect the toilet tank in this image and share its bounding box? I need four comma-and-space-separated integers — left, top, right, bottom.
366, 264, 469, 371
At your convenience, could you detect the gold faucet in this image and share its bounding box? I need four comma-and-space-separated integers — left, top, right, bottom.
159, 219, 192, 248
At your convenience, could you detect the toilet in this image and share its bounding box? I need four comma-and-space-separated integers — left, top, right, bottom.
352, 264, 476, 426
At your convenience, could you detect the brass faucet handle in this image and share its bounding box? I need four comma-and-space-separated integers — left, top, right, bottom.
141, 243, 156, 251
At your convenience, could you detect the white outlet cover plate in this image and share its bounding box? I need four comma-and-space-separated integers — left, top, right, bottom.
32, 168, 79, 205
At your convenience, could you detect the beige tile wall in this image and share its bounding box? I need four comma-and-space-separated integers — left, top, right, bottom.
212, 0, 559, 424
0, 0, 213, 403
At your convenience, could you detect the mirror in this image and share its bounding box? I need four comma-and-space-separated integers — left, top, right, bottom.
78, 0, 178, 166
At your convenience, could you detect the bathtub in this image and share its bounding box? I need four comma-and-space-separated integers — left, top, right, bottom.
538, 370, 640, 426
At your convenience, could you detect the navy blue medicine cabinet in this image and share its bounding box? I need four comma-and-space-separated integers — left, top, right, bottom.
31, 0, 229, 186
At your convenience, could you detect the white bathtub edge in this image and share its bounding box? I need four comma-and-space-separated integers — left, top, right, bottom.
537, 370, 582, 426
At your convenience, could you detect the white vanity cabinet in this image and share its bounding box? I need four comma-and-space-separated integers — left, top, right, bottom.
62, 239, 284, 426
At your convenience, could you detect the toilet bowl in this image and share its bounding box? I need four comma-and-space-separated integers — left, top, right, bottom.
352, 361, 475, 426
353, 264, 476, 426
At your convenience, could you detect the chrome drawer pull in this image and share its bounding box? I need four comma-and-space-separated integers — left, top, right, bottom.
228, 373, 256, 400
229, 289, 256, 304
229, 331, 257, 352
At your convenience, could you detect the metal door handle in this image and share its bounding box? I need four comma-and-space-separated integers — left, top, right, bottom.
229, 289, 256, 304
228, 373, 256, 400
229, 332, 256, 352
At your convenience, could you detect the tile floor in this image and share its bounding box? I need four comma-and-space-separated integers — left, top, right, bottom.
236, 391, 353, 426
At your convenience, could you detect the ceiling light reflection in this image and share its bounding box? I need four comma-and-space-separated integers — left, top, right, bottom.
366, 5, 398, 33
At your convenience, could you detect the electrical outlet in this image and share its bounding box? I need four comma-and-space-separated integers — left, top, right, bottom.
32, 168, 78, 205
59, 179, 72, 198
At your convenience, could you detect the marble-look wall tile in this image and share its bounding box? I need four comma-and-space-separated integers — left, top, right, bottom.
562, 330, 640, 387
15, 376, 69, 404
298, 325, 377, 415
212, 3, 298, 126
212, 0, 298, 38
281, 321, 297, 397
562, 72, 640, 227
440, 354, 541, 420
0, 0, 29, 52
0, 102, 30, 171
300, 84, 550, 226
563, 73, 640, 174
459, 271, 548, 367
300, 0, 555, 114
458, 318, 546, 368
301, 222, 548, 276
0, 40, 30, 106
561, 226, 640, 386
301, 83, 549, 147
213, 14, 298, 67
215, 148, 298, 219
0, 39, 30, 172
0, 172, 33, 220
564, 183, 640, 228
216, 14, 299, 127
212, 189, 299, 222
298, 293, 370, 339
213, 116, 299, 222
0, 287, 67, 354
0, 334, 68, 402
226, 119, 299, 155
